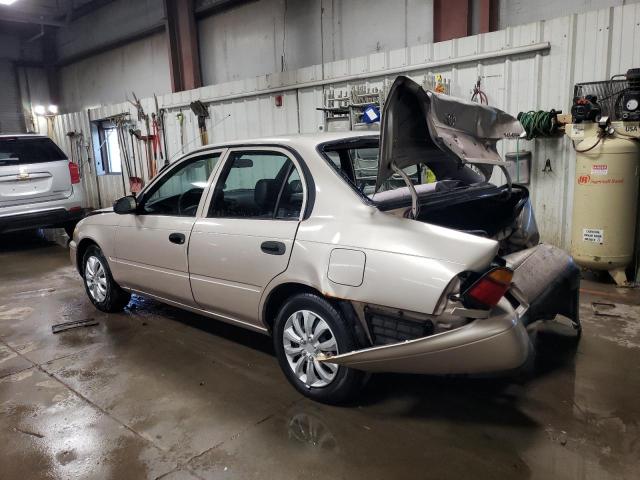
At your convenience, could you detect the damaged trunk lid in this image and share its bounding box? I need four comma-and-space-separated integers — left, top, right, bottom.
377, 76, 523, 190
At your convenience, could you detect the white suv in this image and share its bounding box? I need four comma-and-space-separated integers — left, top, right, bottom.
0, 134, 85, 236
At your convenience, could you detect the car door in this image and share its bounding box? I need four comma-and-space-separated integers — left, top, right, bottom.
189, 147, 306, 328
113, 150, 224, 305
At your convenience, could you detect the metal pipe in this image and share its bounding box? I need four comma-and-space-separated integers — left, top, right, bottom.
163, 42, 551, 110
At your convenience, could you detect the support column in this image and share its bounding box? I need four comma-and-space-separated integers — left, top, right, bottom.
478, 0, 499, 34
433, 0, 471, 42
43, 26, 60, 105
164, 0, 202, 92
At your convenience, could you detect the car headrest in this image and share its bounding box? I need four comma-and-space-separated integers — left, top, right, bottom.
288, 179, 303, 194
254, 179, 279, 212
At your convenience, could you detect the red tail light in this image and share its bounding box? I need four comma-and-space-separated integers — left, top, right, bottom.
69, 162, 80, 184
463, 267, 513, 308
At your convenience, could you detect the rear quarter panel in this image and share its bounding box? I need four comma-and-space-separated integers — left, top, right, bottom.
262, 209, 499, 320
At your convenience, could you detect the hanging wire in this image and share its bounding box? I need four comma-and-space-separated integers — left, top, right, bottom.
471, 77, 488, 104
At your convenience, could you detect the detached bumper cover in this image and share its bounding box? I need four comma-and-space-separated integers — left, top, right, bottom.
319, 298, 530, 374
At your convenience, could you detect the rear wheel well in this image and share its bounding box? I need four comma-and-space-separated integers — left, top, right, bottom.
76, 238, 99, 275
263, 283, 323, 333
262, 283, 369, 345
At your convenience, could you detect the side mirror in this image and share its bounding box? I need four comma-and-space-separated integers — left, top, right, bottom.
113, 195, 137, 214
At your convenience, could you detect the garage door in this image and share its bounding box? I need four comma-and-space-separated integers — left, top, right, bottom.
0, 61, 25, 134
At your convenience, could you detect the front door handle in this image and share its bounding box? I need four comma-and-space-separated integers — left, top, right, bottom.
169, 232, 186, 245
261, 241, 286, 255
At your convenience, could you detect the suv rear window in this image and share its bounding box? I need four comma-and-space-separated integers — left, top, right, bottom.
0, 137, 67, 166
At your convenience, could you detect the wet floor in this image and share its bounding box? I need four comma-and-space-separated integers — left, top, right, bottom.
0, 230, 639, 479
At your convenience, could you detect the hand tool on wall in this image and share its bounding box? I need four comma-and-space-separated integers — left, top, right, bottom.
129, 128, 148, 188
128, 129, 139, 181
159, 108, 168, 163
129, 92, 157, 179
176, 111, 185, 153
66, 131, 89, 178
154, 94, 169, 166
190, 100, 209, 145
114, 116, 143, 194
151, 112, 159, 164
471, 77, 488, 105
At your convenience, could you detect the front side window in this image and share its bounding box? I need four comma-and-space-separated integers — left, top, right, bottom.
142, 153, 220, 216
209, 150, 303, 219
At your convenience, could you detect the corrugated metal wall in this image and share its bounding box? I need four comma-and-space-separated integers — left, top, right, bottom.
51, 3, 640, 250
0, 61, 24, 133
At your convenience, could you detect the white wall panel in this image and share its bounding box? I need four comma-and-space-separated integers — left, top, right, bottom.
59, 33, 171, 114
54, 3, 640, 249
198, 0, 433, 85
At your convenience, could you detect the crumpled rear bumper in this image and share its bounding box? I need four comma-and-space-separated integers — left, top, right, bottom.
319, 298, 531, 374
505, 243, 580, 327
319, 244, 578, 375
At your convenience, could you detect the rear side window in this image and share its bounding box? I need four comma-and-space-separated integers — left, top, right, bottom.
0, 137, 67, 166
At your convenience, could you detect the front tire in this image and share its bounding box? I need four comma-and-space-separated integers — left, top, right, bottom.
273, 293, 366, 404
82, 245, 131, 312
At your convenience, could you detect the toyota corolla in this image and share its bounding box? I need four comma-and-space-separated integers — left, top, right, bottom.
70, 76, 580, 403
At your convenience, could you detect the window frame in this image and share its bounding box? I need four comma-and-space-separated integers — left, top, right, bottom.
202, 146, 307, 222
136, 148, 227, 218
91, 120, 123, 176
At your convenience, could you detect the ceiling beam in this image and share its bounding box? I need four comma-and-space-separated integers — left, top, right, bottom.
0, 8, 67, 27
65, 0, 117, 22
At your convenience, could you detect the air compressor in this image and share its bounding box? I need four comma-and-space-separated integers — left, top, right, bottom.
566, 116, 640, 285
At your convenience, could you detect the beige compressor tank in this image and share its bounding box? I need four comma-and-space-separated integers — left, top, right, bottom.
567, 121, 640, 285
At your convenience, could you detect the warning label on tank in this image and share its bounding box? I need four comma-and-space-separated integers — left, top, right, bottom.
570, 124, 584, 139
591, 164, 608, 175
583, 228, 604, 244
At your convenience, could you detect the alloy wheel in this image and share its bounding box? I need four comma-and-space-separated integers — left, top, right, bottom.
85, 256, 108, 303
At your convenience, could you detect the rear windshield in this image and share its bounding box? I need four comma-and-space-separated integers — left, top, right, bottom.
320, 139, 424, 196
0, 137, 67, 166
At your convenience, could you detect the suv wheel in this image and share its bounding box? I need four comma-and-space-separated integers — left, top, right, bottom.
82, 245, 131, 312
273, 293, 366, 404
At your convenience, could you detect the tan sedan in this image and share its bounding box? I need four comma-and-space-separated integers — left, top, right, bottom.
70, 77, 580, 403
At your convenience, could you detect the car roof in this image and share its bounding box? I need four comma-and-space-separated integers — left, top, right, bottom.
187, 131, 379, 155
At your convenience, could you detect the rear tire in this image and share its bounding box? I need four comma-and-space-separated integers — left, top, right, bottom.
273, 293, 366, 404
82, 245, 131, 313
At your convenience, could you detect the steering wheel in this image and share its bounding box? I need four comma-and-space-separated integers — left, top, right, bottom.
177, 187, 204, 216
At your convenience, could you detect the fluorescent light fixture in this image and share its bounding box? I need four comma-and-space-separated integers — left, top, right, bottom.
0, 0, 19, 5
34, 105, 46, 115
48, 105, 58, 114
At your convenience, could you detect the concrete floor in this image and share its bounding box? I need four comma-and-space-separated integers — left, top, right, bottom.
0, 231, 639, 480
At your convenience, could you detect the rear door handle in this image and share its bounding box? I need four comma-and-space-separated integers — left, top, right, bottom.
169, 232, 186, 244
261, 241, 286, 255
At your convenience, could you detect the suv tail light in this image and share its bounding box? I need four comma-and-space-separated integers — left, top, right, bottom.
462, 267, 513, 309
69, 162, 80, 184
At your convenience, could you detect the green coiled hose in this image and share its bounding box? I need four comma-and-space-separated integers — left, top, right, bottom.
517, 110, 557, 140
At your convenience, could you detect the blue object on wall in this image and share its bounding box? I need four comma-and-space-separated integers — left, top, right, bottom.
362, 105, 380, 124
